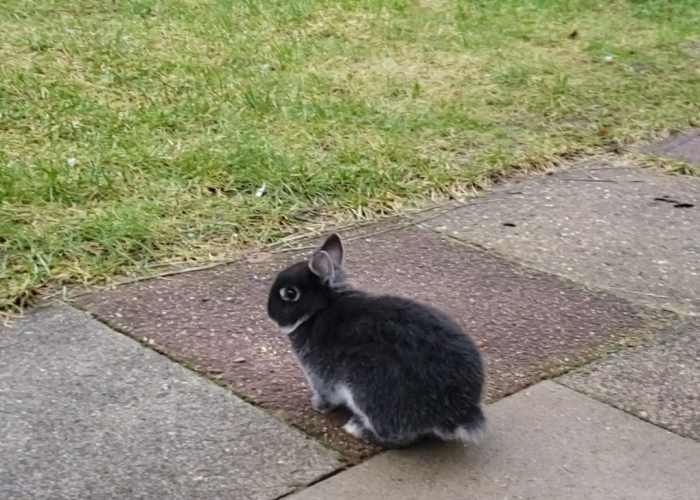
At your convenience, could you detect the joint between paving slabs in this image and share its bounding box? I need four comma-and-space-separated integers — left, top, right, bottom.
419, 225, 693, 367
270, 465, 353, 500
65, 300, 353, 458
481, 331, 652, 408
552, 378, 700, 444
421, 223, 695, 317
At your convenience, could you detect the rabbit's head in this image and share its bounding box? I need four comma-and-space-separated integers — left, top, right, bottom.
267, 233, 350, 333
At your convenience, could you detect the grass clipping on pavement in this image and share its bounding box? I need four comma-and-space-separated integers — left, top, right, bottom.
1, 0, 700, 315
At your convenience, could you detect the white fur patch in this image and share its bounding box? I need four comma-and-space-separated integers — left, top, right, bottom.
432, 428, 454, 441
277, 315, 310, 335
456, 424, 489, 443
342, 420, 364, 438
434, 423, 489, 444
336, 384, 375, 433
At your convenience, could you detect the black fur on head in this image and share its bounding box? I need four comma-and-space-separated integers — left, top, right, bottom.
267, 233, 351, 330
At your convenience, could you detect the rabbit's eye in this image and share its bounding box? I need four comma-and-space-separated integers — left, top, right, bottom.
279, 286, 300, 302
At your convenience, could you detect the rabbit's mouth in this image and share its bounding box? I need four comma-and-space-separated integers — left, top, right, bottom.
276, 314, 310, 336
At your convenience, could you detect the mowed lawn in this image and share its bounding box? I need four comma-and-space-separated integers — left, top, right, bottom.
1, 0, 700, 315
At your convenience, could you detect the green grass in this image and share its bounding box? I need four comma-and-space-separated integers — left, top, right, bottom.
2, 0, 700, 315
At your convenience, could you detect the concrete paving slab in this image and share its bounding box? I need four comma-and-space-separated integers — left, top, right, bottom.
288, 381, 700, 500
76, 226, 645, 461
559, 317, 700, 442
0, 305, 339, 500
646, 130, 700, 165
424, 163, 700, 314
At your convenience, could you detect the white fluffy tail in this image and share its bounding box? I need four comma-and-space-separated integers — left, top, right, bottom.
434, 407, 489, 444
454, 421, 489, 444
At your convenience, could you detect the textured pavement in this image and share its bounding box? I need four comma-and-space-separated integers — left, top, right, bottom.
0, 306, 339, 500
287, 382, 700, 500
424, 162, 700, 314
646, 130, 700, 165
76, 227, 645, 461
559, 317, 700, 442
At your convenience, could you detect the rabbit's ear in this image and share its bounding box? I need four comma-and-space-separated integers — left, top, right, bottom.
309, 250, 335, 282
319, 233, 343, 266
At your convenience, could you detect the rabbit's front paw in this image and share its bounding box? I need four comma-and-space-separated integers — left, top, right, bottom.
311, 393, 337, 413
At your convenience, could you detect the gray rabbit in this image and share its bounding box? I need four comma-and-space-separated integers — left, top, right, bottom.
267, 233, 487, 448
